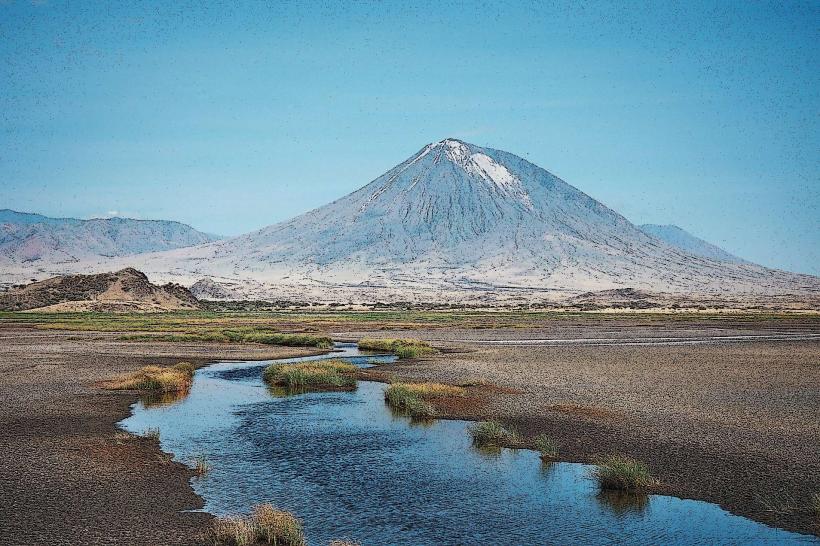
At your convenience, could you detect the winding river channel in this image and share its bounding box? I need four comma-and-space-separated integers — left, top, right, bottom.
119, 344, 817, 545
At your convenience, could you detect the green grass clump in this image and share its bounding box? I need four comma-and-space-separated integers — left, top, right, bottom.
469, 420, 520, 448
120, 329, 333, 348
108, 362, 195, 393
812, 493, 820, 518
534, 434, 559, 460
358, 338, 436, 359
591, 454, 657, 491
209, 504, 305, 546
384, 384, 436, 418
263, 359, 357, 392
384, 382, 465, 419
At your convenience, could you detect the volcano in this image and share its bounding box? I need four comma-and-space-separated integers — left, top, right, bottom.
82, 139, 819, 304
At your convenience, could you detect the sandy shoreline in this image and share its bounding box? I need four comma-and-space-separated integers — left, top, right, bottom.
1, 316, 818, 543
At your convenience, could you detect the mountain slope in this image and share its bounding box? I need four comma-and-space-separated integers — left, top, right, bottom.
107, 138, 818, 304
639, 224, 747, 264
0, 210, 220, 266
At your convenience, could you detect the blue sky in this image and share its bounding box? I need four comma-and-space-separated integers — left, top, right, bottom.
1, 1, 818, 274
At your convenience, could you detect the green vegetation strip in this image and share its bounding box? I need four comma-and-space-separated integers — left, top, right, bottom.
119, 329, 333, 349
0, 310, 812, 337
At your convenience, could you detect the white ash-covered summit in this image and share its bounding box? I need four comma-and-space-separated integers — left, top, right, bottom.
100, 138, 819, 303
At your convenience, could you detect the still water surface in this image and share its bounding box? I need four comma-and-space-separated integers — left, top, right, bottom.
120, 344, 816, 545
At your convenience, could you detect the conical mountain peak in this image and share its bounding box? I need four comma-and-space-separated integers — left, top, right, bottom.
106, 140, 818, 303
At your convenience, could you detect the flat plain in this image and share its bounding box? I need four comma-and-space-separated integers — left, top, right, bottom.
0, 311, 817, 544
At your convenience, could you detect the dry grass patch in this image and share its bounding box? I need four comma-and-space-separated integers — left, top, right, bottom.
209, 504, 304, 546
591, 454, 658, 491
358, 338, 436, 358
263, 359, 357, 392
107, 362, 195, 393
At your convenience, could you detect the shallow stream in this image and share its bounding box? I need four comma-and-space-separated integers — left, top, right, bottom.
119, 344, 816, 545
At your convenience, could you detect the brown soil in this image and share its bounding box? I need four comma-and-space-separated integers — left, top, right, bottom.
0, 328, 326, 546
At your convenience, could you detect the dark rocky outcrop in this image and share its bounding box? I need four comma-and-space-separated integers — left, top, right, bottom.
0, 268, 200, 312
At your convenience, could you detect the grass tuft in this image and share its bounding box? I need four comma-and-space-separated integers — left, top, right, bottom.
469, 420, 519, 448
591, 454, 657, 491
812, 493, 820, 518
384, 382, 464, 419
209, 504, 305, 546
108, 362, 195, 393
358, 338, 436, 359
144, 427, 160, 440
534, 434, 559, 459
194, 455, 211, 476
263, 359, 357, 392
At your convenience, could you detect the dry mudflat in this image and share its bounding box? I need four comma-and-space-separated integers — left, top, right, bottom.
0, 314, 818, 543
0, 328, 325, 546
338, 318, 820, 537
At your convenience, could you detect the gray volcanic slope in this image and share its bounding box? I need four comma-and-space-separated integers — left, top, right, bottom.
83, 139, 820, 302
638, 224, 747, 264
0, 210, 219, 268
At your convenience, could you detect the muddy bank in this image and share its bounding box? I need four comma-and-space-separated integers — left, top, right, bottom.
0, 327, 325, 546
353, 327, 820, 537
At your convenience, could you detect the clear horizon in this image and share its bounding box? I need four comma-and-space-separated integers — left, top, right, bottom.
1, 1, 817, 275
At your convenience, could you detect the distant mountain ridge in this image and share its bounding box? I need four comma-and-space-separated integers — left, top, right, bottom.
0, 209, 220, 267
638, 224, 747, 264
93, 138, 819, 305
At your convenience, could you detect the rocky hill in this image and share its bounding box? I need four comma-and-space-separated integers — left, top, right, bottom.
0, 268, 200, 312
